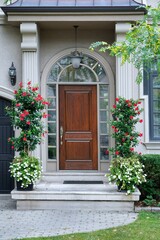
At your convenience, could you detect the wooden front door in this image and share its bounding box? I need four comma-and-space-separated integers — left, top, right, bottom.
59, 85, 98, 170
0, 97, 14, 193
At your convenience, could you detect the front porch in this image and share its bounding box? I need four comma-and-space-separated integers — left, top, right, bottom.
11, 172, 140, 211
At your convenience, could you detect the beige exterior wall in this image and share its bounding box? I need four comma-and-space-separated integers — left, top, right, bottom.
40, 28, 115, 76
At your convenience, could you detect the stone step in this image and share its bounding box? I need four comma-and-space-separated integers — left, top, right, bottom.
11, 182, 140, 211
41, 172, 108, 183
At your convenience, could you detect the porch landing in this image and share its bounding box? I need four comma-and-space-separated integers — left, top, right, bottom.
11, 173, 140, 211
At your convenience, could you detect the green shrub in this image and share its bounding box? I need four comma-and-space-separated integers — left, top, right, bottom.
139, 154, 160, 201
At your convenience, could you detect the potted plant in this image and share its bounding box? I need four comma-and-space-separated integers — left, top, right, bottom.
106, 97, 146, 194
6, 81, 49, 190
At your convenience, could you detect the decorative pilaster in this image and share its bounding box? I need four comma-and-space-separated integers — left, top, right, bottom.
20, 23, 40, 158
115, 23, 139, 99
20, 23, 39, 86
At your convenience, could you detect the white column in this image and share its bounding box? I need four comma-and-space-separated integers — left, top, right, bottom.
115, 23, 139, 99
20, 22, 40, 159
20, 23, 39, 86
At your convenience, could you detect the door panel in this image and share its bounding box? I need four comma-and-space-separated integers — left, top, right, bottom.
0, 97, 14, 193
59, 85, 98, 170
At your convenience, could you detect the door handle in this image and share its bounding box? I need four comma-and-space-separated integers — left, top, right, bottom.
60, 126, 63, 145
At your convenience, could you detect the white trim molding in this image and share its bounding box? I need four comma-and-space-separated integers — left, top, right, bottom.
0, 86, 14, 100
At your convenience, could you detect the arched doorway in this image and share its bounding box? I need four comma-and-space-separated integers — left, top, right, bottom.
41, 50, 114, 172
0, 97, 14, 193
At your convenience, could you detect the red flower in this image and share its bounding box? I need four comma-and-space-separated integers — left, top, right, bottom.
135, 107, 139, 111
130, 136, 134, 140
138, 101, 141, 104
32, 87, 39, 92
22, 92, 27, 97
114, 128, 118, 133
26, 121, 31, 125
19, 82, 23, 88
129, 116, 133, 120
112, 126, 115, 129
134, 103, 138, 107
16, 103, 21, 107
14, 90, 17, 94
128, 103, 132, 107
23, 137, 27, 141
105, 150, 109, 155
113, 104, 116, 109
130, 147, 134, 152
139, 119, 143, 123
11, 146, 14, 149
139, 152, 142, 155
42, 101, 49, 105
42, 113, 48, 118
23, 110, 29, 116
138, 112, 140, 115
115, 98, 119, 102
125, 132, 129, 136
27, 81, 31, 85
122, 138, 125, 142
139, 133, 143, 137
125, 100, 129, 103
115, 151, 119, 155
20, 117, 24, 121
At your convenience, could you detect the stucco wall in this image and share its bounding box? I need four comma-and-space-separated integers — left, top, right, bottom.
0, 24, 21, 91
40, 28, 115, 78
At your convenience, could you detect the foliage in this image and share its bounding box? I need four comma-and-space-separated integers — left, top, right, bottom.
138, 154, 160, 202
90, 4, 160, 83
6, 81, 49, 154
106, 156, 146, 195
109, 97, 143, 158
20, 212, 160, 240
9, 154, 42, 188
142, 195, 157, 207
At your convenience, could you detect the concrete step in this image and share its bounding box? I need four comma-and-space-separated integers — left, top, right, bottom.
41, 172, 108, 183
11, 181, 140, 211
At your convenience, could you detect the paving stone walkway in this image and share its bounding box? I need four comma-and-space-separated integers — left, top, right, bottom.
0, 196, 138, 240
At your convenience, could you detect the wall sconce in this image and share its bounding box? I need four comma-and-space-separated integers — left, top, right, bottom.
70, 26, 83, 69
9, 62, 16, 86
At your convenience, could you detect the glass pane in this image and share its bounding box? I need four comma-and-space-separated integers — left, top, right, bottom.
48, 98, 56, 109
100, 111, 107, 121
153, 113, 160, 125
153, 126, 160, 138
100, 135, 109, 146
100, 98, 108, 109
48, 135, 56, 146
58, 56, 71, 67
153, 89, 160, 100
100, 85, 108, 97
100, 148, 109, 160
48, 148, 56, 159
82, 56, 97, 68
153, 101, 160, 112
153, 76, 160, 88
47, 85, 56, 97
100, 123, 108, 134
47, 64, 61, 82
48, 123, 56, 133
94, 64, 108, 83
59, 65, 97, 82
48, 111, 56, 121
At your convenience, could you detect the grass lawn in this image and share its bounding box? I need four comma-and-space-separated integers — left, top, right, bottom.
21, 212, 160, 240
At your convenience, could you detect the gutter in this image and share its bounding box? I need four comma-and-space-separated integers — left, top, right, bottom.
1, 6, 147, 16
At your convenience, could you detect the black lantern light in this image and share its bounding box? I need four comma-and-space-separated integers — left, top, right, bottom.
70, 26, 83, 69
9, 62, 16, 86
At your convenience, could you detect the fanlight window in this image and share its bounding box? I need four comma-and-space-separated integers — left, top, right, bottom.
47, 54, 110, 162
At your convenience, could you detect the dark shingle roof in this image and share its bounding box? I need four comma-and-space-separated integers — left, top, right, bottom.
2, 0, 146, 14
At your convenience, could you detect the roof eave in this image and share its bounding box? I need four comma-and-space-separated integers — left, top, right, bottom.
1, 6, 147, 16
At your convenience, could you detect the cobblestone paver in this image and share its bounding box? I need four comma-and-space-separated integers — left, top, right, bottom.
0, 197, 138, 240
